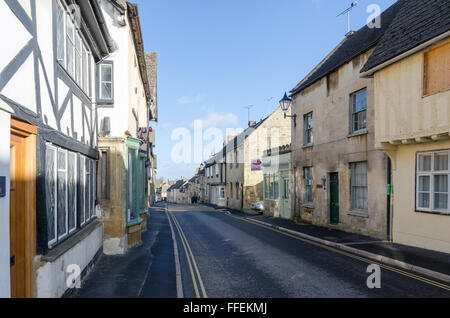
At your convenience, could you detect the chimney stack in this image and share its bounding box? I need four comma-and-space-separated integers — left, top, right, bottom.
248, 121, 257, 127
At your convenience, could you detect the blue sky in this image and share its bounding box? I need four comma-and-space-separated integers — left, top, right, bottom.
135, 0, 397, 180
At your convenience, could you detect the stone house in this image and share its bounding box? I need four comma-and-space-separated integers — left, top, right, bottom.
167, 179, 188, 204
96, 0, 154, 255
289, 1, 406, 239
360, 0, 450, 252
242, 107, 292, 211
205, 148, 227, 207
0, 0, 114, 297
226, 134, 245, 210
263, 145, 292, 219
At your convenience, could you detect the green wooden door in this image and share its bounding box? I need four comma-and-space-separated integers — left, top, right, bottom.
330, 173, 339, 224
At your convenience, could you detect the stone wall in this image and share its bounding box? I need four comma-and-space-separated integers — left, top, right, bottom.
291, 49, 389, 239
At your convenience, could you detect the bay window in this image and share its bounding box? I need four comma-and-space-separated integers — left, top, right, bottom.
46, 144, 96, 248
56, 0, 92, 96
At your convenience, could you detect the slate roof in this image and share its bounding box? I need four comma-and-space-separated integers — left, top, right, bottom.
361, 0, 450, 72
168, 180, 186, 191
290, 0, 405, 96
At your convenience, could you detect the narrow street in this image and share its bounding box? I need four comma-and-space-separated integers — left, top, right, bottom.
75, 203, 449, 298
168, 204, 448, 298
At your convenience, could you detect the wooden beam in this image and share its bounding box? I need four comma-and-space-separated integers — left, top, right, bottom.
431, 134, 449, 141
415, 137, 432, 143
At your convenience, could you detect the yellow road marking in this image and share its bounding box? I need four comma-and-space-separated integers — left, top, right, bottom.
170, 212, 208, 298
168, 212, 200, 298
225, 213, 450, 291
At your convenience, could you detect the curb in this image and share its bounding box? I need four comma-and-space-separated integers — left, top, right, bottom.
245, 218, 450, 284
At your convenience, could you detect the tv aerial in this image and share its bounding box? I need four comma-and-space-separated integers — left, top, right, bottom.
337, 1, 358, 34
243, 105, 254, 123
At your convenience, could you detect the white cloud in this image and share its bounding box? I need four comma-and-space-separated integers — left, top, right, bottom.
177, 93, 208, 106
177, 96, 191, 105
194, 112, 239, 129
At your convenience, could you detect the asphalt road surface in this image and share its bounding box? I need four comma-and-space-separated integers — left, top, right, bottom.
166, 203, 449, 298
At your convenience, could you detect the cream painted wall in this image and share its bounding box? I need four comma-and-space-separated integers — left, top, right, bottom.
390, 141, 450, 253
373, 38, 450, 253
374, 38, 450, 144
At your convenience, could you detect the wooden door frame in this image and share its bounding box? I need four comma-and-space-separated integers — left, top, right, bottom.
10, 118, 36, 298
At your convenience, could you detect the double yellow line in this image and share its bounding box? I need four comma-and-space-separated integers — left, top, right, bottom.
169, 212, 208, 298
226, 214, 450, 291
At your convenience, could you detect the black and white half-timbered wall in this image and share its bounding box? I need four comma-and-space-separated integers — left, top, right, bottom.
0, 0, 114, 298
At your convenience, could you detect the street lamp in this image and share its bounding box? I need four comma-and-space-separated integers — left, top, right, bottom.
279, 92, 297, 127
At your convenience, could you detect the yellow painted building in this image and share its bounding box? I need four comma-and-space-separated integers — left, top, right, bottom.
362, 25, 449, 252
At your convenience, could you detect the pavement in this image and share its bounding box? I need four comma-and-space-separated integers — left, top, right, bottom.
72, 203, 176, 298
206, 204, 450, 281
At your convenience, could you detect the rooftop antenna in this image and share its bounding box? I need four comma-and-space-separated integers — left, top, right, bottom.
244, 105, 254, 124
337, 1, 358, 34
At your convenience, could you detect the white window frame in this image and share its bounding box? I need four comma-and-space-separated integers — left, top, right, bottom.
68, 152, 78, 234
304, 167, 314, 205
85, 157, 91, 223
416, 150, 450, 214
57, 148, 69, 241
350, 162, 368, 212
303, 112, 313, 146
56, 0, 65, 64
47, 145, 58, 247
264, 173, 279, 201
350, 89, 367, 134
99, 63, 114, 100
48, 145, 89, 247
80, 155, 86, 227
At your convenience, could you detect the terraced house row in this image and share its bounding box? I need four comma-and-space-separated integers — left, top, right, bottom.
178, 0, 449, 254
0, 0, 158, 298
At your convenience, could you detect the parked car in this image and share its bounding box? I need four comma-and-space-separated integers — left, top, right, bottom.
250, 201, 264, 213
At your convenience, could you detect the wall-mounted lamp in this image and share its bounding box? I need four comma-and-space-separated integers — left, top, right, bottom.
279, 93, 297, 127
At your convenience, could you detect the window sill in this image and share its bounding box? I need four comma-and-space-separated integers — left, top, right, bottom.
97, 100, 115, 108
348, 129, 368, 138
303, 204, 314, 209
42, 219, 102, 262
127, 217, 143, 227
348, 210, 369, 218
415, 209, 450, 216
302, 144, 313, 149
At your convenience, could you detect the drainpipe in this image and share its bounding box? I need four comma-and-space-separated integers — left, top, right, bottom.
387, 157, 392, 241
90, 0, 117, 53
